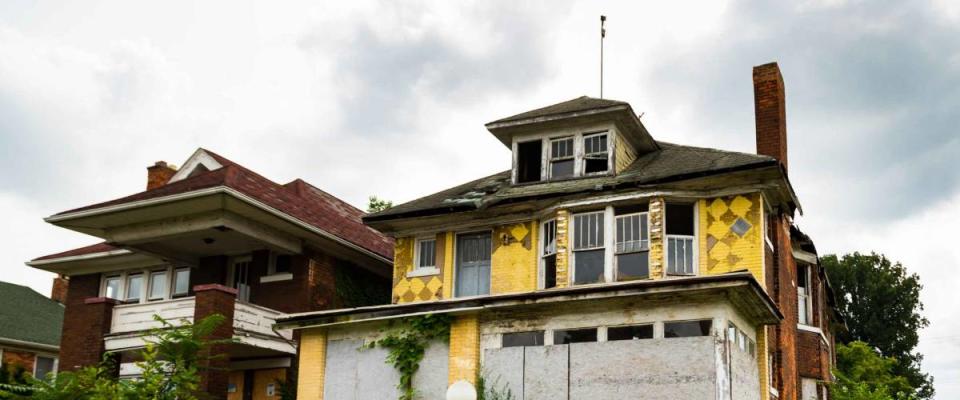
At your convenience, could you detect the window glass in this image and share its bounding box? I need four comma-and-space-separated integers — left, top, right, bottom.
503, 331, 545, 347
104, 276, 121, 299
549, 137, 575, 179
274, 255, 293, 274
607, 324, 654, 341
583, 133, 609, 174
542, 220, 557, 289
664, 320, 712, 338
616, 212, 649, 280
34, 357, 55, 380
173, 268, 190, 296
554, 328, 597, 344
665, 203, 696, 275
417, 239, 436, 269
573, 212, 605, 284
125, 274, 143, 301
148, 271, 167, 300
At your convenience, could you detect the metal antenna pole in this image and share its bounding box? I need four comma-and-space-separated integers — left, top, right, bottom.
600, 15, 606, 98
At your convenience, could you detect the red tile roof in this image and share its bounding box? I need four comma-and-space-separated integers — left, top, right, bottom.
40, 150, 393, 261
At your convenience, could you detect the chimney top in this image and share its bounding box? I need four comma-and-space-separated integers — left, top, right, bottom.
753, 62, 788, 170
147, 160, 178, 190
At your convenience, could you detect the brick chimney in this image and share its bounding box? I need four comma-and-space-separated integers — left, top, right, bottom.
51, 274, 68, 305
147, 161, 177, 190
753, 62, 788, 170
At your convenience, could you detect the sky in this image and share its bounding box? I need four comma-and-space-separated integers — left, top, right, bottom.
1, 0, 958, 396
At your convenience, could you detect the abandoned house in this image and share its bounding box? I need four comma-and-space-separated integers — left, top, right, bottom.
278, 62, 838, 400
26, 149, 394, 400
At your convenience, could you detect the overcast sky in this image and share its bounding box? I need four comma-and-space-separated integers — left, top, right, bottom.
2, 0, 958, 396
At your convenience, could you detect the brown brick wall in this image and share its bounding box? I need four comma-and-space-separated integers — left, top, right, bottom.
51, 274, 69, 305
797, 330, 829, 380
58, 274, 119, 372
2, 349, 36, 374
249, 252, 313, 313
146, 161, 176, 190
753, 62, 788, 169
193, 284, 237, 399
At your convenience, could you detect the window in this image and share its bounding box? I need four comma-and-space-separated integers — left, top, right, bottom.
34, 356, 56, 380
798, 265, 813, 325
582, 132, 609, 174
664, 320, 712, 338
274, 254, 293, 274
554, 328, 597, 344
173, 268, 190, 296
573, 212, 605, 284
148, 270, 168, 300
542, 219, 558, 289
516, 140, 543, 183
615, 212, 649, 280
666, 203, 696, 275
104, 276, 122, 300
125, 273, 143, 301
416, 238, 437, 270
549, 137, 575, 179
608, 324, 654, 341
503, 331, 545, 347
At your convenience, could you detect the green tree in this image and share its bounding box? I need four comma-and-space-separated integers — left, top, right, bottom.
832, 341, 915, 400
0, 314, 233, 400
822, 252, 933, 398
367, 196, 393, 213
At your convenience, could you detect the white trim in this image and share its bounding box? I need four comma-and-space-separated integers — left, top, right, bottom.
539, 218, 557, 289
613, 211, 651, 280
167, 149, 223, 183
603, 206, 615, 283
412, 237, 438, 271
570, 209, 607, 285
664, 202, 699, 276
33, 354, 58, 379
406, 267, 440, 278
27, 249, 133, 267
793, 249, 818, 265
260, 273, 294, 283
797, 324, 830, 347
0, 338, 59, 353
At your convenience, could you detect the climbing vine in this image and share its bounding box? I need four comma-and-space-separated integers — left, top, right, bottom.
366, 314, 454, 400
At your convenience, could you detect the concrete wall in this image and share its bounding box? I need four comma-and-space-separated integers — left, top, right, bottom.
731, 338, 761, 400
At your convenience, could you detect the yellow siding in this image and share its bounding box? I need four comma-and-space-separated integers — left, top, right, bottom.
448, 313, 480, 385
253, 368, 286, 400
442, 232, 455, 299
615, 131, 638, 174
554, 210, 570, 288
758, 327, 770, 400
699, 193, 765, 283
297, 329, 327, 400
393, 235, 444, 304
491, 221, 538, 294
648, 197, 665, 279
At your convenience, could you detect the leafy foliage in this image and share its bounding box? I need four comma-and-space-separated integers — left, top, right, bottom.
368, 196, 394, 213
0, 363, 27, 387
476, 373, 515, 400
822, 252, 933, 398
0, 314, 231, 400
832, 341, 916, 400
366, 314, 453, 400
334, 264, 390, 307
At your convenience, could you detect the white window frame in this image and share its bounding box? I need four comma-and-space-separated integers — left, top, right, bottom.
614, 211, 650, 280
581, 131, 610, 176
172, 267, 191, 297
539, 219, 558, 289
570, 208, 614, 285
262, 252, 295, 282
511, 129, 615, 184
102, 274, 123, 300
409, 236, 440, 277
33, 354, 58, 379
798, 264, 813, 326
147, 269, 169, 301
124, 273, 144, 302
548, 136, 576, 180
664, 202, 699, 276
100, 265, 186, 304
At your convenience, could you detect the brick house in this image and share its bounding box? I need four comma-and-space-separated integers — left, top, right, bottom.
27, 149, 394, 400
278, 62, 837, 400
0, 280, 64, 381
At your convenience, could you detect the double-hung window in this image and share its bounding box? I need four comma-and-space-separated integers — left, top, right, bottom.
615, 211, 649, 280
572, 211, 605, 284
666, 203, 696, 275
412, 238, 438, 276
541, 219, 558, 288
582, 132, 609, 174
549, 137, 575, 179
798, 265, 813, 325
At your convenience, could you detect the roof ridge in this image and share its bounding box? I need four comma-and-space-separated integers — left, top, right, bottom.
656, 141, 776, 159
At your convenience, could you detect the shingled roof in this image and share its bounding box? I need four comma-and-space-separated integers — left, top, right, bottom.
0, 281, 63, 347
488, 96, 630, 124
40, 149, 393, 261
366, 142, 779, 222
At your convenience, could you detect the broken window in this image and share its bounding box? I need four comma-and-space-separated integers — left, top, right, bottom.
663, 320, 712, 338
616, 211, 649, 280
666, 203, 696, 275
608, 324, 654, 341
542, 219, 557, 289
554, 328, 597, 344
503, 331, 545, 347
573, 211, 605, 284
416, 238, 437, 270
549, 137, 575, 179
516, 140, 543, 183
582, 132, 609, 174
798, 264, 813, 325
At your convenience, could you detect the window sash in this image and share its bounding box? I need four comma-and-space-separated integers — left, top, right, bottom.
104, 276, 121, 300
148, 271, 168, 300
125, 274, 143, 301
583, 133, 608, 156
666, 235, 695, 275
173, 268, 190, 296
549, 137, 574, 160
573, 212, 605, 250
416, 239, 436, 269
542, 219, 557, 256
615, 213, 648, 253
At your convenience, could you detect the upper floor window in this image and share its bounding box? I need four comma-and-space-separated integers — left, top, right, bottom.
572, 211, 605, 284
415, 238, 437, 271
549, 137, 575, 179
541, 219, 558, 289
798, 264, 813, 325
666, 203, 696, 276
103, 266, 191, 303
615, 211, 649, 280
516, 140, 543, 184
582, 132, 609, 175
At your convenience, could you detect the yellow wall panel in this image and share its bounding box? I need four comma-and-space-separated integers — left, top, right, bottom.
491, 221, 538, 294
448, 313, 480, 385
296, 328, 327, 400
700, 193, 765, 284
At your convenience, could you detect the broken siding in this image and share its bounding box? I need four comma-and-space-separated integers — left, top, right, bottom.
615, 130, 638, 174
491, 221, 538, 294
700, 194, 764, 284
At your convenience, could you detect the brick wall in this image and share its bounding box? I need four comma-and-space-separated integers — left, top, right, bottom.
51, 274, 69, 304
797, 330, 828, 380
753, 62, 788, 169
296, 329, 327, 400
58, 274, 119, 372
2, 349, 36, 374
193, 284, 237, 399
448, 313, 480, 385
146, 161, 176, 190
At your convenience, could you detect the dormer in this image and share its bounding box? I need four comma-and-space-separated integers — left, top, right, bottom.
485, 96, 660, 185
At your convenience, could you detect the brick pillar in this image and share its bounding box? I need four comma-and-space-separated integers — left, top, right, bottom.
753, 62, 788, 170
58, 273, 119, 373
648, 197, 665, 279
448, 313, 480, 385
51, 274, 69, 305
296, 328, 328, 399
193, 284, 237, 399
554, 209, 570, 288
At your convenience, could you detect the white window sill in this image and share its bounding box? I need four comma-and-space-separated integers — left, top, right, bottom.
406, 267, 440, 278
260, 273, 293, 283
797, 324, 830, 347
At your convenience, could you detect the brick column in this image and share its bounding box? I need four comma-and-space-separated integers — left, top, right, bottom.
554, 209, 570, 288
59, 272, 120, 373
193, 284, 237, 399
448, 313, 480, 385
648, 197, 665, 279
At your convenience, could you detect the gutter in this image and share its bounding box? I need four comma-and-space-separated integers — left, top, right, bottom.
0, 337, 59, 353
43, 186, 392, 266
27, 249, 133, 267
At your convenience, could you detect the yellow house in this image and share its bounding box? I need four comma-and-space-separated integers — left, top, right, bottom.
279, 63, 837, 400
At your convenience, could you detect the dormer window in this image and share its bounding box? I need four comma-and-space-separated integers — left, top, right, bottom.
582, 132, 609, 175
549, 137, 575, 179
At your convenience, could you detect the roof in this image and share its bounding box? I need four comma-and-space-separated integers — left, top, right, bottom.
0, 281, 63, 347
367, 141, 780, 221
488, 96, 630, 125
41, 149, 393, 261
33, 242, 120, 261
